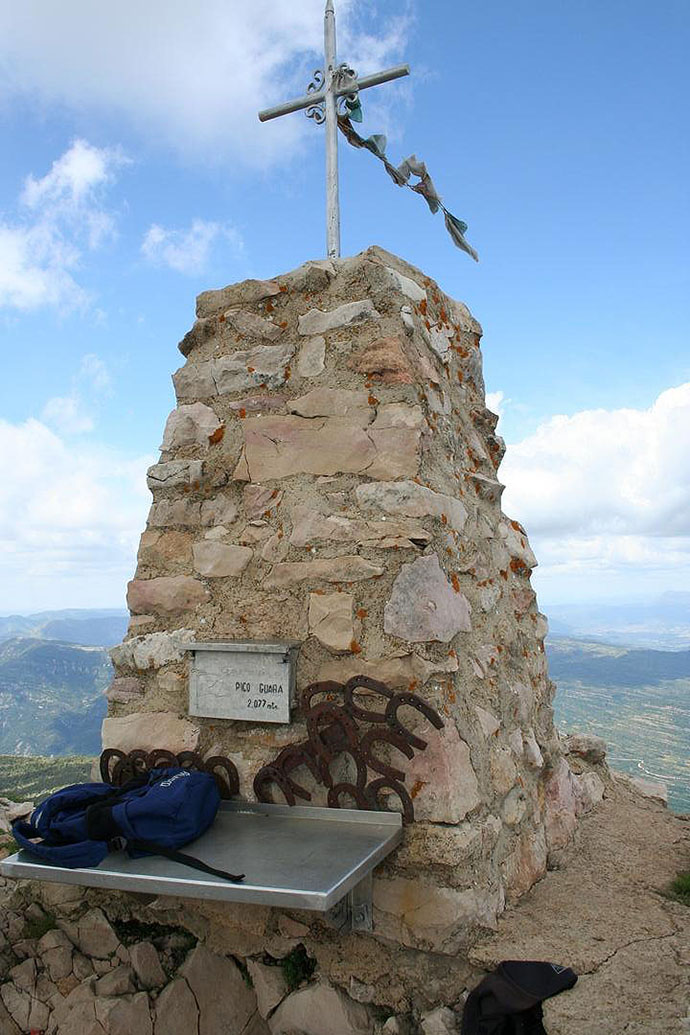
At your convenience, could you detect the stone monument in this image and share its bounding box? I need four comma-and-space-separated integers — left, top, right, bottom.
96, 245, 604, 1029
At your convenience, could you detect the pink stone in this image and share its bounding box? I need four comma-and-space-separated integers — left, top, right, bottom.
244, 484, 283, 520
384, 554, 471, 643
127, 576, 210, 615
544, 758, 578, 851
405, 724, 480, 824
241, 415, 376, 481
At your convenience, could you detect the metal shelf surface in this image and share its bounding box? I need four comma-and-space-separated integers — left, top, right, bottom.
0, 801, 402, 913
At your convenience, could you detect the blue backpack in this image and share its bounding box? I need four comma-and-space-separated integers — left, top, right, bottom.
11, 767, 244, 882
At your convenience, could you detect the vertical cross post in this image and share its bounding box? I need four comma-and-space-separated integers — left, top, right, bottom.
324, 0, 340, 259
257, 1, 410, 259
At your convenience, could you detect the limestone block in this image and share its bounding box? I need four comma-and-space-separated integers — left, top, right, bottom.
282, 259, 335, 293
429, 323, 453, 360
308, 591, 354, 651
181, 945, 258, 1035
137, 530, 193, 573
154, 978, 199, 1035
384, 554, 471, 643
367, 404, 423, 480
127, 575, 210, 614
173, 341, 295, 401
288, 387, 373, 422
228, 394, 288, 414
9, 958, 37, 993
200, 495, 238, 527
60, 908, 119, 959
297, 299, 380, 336
268, 980, 370, 1035
405, 724, 480, 823
129, 943, 166, 990
468, 473, 504, 505
244, 484, 283, 520
238, 415, 376, 481
161, 403, 221, 450
385, 266, 427, 302
533, 612, 549, 639
148, 498, 201, 528
95, 964, 135, 996
502, 787, 528, 826
193, 541, 253, 577
265, 556, 384, 589
105, 677, 144, 703
110, 629, 195, 670
475, 706, 500, 738
317, 651, 458, 688
544, 758, 578, 851
490, 747, 517, 796
356, 480, 467, 532
94, 992, 153, 1035
373, 877, 500, 954
502, 827, 547, 900
246, 960, 287, 1019
0, 983, 49, 1032
196, 278, 281, 318
523, 729, 545, 769
102, 713, 200, 755
574, 771, 605, 813
289, 505, 431, 549
348, 335, 415, 384
41, 944, 73, 981
261, 534, 288, 564
564, 733, 607, 764
0, 998, 20, 1035
147, 459, 203, 491
296, 335, 326, 377
421, 1006, 458, 1035
498, 519, 537, 570
222, 308, 282, 341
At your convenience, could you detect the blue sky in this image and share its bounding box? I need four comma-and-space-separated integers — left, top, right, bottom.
0, 0, 688, 613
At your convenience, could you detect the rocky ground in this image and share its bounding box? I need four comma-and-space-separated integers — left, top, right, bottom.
470, 776, 690, 1034
0, 770, 687, 1033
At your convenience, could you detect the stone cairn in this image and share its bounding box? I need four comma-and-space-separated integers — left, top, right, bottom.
0, 247, 605, 1034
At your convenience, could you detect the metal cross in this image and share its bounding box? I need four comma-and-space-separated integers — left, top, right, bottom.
258, 0, 410, 259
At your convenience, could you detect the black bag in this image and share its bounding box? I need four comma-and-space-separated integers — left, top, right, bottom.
462, 960, 578, 1034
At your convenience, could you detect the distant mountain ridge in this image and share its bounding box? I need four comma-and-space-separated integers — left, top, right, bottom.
0, 609, 128, 647
545, 592, 690, 650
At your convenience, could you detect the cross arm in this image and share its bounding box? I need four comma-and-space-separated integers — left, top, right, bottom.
258, 63, 410, 123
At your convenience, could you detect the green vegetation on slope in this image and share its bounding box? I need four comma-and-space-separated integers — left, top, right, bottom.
0, 638, 109, 755
549, 637, 690, 813
0, 754, 96, 802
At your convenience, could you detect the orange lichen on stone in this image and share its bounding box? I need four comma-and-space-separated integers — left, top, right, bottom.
356, 608, 368, 619
208, 425, 225, 445
349, 639, 362, 654
450, 573, 461, 593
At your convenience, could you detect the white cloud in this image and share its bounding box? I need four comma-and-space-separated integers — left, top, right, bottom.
40, 396, 94, 435
499, 383, 690, 591
141, 220, 243, 275
41, 354, 112, 435
485, 390, 505, 417
0, 1, 411, 165
0, 417, 154, 611
0, 140, 128, 312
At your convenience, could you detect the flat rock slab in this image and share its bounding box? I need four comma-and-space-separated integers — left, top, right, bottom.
468, 778, 690, 1034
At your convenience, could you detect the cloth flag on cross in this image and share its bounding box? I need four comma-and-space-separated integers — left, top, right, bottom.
258, 0, 478, 263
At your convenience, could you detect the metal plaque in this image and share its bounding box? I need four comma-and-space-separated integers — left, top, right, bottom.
186, 641, 298, 724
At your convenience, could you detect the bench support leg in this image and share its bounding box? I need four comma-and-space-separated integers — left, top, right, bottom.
348, 873, 373, 932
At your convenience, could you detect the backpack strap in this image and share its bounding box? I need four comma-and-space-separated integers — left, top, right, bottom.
130, 839, 245, 883
11, 819, 110, 869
